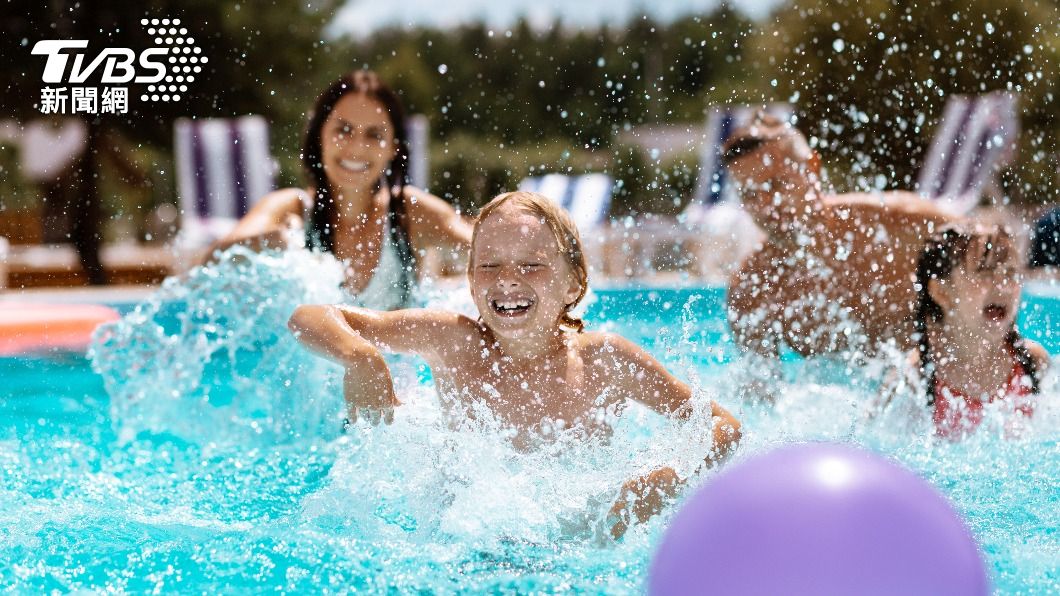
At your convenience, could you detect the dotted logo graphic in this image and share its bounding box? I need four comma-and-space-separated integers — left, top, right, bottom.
140, 18, 206, 104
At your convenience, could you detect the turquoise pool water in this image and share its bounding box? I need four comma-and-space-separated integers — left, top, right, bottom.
2, 264, 1058, 592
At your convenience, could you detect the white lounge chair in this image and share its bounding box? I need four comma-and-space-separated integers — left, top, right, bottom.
517, 173, 613, 275
916, 92, 1019, 214
174, 115, 277, 248
517, 173, 614, 233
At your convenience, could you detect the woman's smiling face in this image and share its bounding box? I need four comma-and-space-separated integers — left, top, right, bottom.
320, 93, 396, 194
470, 206, 582, 341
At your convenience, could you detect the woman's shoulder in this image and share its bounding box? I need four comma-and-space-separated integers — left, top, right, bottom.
400, 185, 462, 218
258, 187, 312, 214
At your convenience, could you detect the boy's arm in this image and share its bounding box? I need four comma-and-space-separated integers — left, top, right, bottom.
287, 306, 472, 425
599, 334, 742, 538
288, 305, 471, 363
600, 333, 742, 453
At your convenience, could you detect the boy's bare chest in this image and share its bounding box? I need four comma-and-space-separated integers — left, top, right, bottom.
435, 351, 613, 431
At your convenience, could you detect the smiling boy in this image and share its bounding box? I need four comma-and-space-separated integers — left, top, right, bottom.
288, 191, 741, 536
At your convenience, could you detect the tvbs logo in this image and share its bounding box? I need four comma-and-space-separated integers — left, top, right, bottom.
32, 40, 168, 84
32, 18, 204, 114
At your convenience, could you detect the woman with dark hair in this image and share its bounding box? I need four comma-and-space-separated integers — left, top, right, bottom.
881, 223, 1050, 439
213, 70, 471, 309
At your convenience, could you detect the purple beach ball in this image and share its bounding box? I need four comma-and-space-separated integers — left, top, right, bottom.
650, 442, 989, 596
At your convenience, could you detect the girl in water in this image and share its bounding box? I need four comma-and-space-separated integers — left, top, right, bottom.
287, 191, 742, 537
884, 224, 1050, 439
212, 70, 471, 309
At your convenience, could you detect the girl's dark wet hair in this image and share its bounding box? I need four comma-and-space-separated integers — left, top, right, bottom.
301, 70, 415, 303
914, 224, 1038, 403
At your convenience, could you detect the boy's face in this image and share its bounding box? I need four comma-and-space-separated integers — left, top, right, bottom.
470, 207, 582, 341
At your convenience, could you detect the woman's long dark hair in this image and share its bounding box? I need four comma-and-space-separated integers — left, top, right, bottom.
913, 224, 1038, 405
301, 70, 415, 299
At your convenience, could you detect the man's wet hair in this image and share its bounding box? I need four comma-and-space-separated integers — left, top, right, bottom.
720, 112, 796, 165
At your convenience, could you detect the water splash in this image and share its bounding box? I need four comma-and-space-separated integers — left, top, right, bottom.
22, 272, 1050, 593
89, 246, 349, 445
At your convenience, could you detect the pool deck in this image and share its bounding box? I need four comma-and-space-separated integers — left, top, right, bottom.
0, 285, 156, 306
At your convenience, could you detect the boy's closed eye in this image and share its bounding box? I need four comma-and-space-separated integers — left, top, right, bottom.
519, 263, 545, 273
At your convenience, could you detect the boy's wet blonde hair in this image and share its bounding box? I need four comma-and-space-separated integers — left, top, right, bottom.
471, 191, 588, 332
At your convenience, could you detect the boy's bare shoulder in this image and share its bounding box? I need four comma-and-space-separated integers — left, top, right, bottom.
426, 310, 485, 339
577, 331, 645, 360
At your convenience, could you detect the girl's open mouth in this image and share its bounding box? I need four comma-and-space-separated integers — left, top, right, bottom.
490, 297, 534, 317
983, 304, 1008, 322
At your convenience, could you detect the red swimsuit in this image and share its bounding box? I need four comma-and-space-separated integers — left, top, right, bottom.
932, 358, 1035, 439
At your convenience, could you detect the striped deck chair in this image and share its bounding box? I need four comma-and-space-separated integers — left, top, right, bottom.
406, 114, 430, 189
174, 115, 277, 246
517, 173, 614, 232
916, 92, 1019, 214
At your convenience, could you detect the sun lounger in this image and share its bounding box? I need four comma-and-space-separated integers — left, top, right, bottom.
174, 115, 277, 247
916, 92, 1019, 213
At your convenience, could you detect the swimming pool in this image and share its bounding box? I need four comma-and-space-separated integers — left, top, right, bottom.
2, 264, 1058, 592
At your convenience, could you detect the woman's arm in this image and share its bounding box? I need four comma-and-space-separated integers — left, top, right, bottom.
403, 187, 473, 271
199, 189, 306, 264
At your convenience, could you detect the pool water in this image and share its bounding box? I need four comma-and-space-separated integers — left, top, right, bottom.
1, 253, 1058, 593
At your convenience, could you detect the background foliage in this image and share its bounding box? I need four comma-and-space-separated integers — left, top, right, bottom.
1, 0, 1057, 234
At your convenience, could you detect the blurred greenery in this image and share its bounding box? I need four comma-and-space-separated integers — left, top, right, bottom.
1, 0, 1058, 241
751, 0, 1060, 200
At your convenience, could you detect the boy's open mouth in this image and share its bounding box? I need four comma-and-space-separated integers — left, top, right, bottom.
983, 303, 1008, 322
490, 297, 534, 317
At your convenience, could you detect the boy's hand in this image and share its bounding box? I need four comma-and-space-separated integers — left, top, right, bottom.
343, 364, 401, 426
608, 466, 681, 539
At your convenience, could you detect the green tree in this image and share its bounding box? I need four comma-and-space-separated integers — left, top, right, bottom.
0, 0, 340, 281
750, 0, 1060, 199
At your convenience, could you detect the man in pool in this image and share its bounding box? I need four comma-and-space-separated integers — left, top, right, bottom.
723, 113, 956, 360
